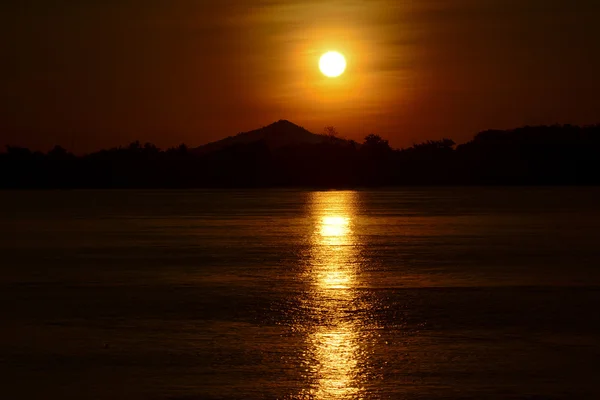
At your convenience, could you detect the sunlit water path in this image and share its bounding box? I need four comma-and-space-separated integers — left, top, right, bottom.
1, 188, 600, 399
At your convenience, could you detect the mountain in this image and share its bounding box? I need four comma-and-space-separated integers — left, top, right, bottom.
192, 120, 332, 154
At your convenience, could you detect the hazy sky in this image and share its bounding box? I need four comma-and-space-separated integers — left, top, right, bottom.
1, 0, 599, 152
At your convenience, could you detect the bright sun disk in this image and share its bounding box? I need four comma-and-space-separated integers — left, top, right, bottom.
319, 51, 346, 78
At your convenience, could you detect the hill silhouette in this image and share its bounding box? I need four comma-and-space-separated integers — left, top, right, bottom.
192, 120, 345, 154
1, 122, 600, 188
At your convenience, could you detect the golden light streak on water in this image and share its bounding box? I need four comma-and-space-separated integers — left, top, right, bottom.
298, 191, 365, 399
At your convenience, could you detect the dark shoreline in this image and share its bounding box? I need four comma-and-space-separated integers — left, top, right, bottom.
3, 124, 600, 189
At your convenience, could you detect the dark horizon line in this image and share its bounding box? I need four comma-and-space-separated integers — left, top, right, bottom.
3, 123, 600, 189
3, 122, 600, 156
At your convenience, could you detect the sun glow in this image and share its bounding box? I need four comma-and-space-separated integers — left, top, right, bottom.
319, 51, 347, 78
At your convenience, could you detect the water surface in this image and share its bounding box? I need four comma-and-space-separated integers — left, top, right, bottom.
1, 188, 600, 399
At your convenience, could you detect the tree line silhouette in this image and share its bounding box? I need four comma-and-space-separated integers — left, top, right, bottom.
2, 124, 600, 188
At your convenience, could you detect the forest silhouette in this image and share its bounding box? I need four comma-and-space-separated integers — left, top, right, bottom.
2, 122, 600, 188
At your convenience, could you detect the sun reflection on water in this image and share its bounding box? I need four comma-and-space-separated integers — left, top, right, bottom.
320, 216, 350, 238
308, 325, 361, 399
298, 191, 366, 399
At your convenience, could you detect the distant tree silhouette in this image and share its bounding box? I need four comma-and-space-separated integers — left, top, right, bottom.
6, 145, 34, 159
411, 139, 455, 151
128, 141, 142, 152
1, 124, 600, 188
323, 126, 339, 138
356, 134, 393, 185
363, 134, 390, 149
48, 145, 66, 158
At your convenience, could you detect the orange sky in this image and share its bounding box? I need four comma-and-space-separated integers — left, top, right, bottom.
1, 0, 599, 152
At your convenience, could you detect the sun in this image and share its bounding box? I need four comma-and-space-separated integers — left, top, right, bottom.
319, 51, 346, 78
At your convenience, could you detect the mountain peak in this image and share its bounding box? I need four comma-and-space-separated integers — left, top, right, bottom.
271, 119, 295, 126
193, 120, 325, 154
263, 119, 304, 131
